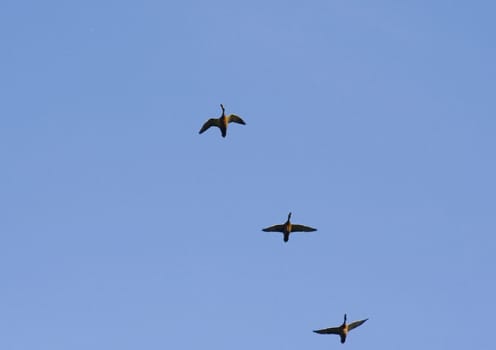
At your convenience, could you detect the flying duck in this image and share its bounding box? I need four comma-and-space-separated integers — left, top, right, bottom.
313, 314, 368, 344
199, 104, 246, 138
262, 212, 316, 242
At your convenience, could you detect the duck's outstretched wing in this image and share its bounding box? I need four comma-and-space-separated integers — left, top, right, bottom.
227, 114, 246, 125
199, 118, 220, 134
313, 326, 341, 335
291, 224, 317, 232
348, 318, 368, 331
262, 224, 285, 233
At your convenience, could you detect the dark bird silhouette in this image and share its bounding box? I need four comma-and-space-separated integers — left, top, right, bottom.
313, 314, 368, 344
262, 212, 316, 242
199, 104, 246, 138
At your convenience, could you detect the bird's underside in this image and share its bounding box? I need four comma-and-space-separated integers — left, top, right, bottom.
261, 224, 317, 233
199, 111, 246, 138
313, 318, 368, 344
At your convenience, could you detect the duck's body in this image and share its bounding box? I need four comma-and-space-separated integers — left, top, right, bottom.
199, 104, 246, 138
313, 314, 368, 344
262, 212, 316, 242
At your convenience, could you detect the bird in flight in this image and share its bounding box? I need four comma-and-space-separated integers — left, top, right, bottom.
313, 314, 368, 344
262, 212, 316, 242
199, 104, 246, 138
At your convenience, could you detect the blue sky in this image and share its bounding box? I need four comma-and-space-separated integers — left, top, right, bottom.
1, 1, 495, 349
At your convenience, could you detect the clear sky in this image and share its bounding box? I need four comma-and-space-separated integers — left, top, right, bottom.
1, 1, 495, 349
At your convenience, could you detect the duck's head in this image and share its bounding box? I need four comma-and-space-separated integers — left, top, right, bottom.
220, 104, 225, 114
287, 212, 292, 221
343, 314, 347, 325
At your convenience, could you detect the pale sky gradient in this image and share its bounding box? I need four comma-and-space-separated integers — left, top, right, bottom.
1, 1, 495, 349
